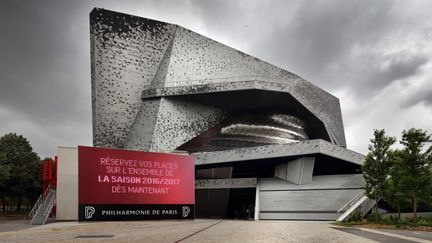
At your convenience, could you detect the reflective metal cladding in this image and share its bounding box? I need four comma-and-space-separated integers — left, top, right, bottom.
90, 8, 346, 152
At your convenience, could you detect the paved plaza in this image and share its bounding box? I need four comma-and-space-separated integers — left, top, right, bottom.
1, 219, 432, 242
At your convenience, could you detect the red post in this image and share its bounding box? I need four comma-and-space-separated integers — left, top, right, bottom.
52, 156, 58, 217
42, 160, 46, 194
54, 156, 58, 189
48, 158, 52, 186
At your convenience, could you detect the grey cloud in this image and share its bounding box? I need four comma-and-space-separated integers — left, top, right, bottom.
401, 79, 432, 108
0, 0, 90, 125
344, 52, 429, 97
0, 0, 93, 158
422, 92, 432, 107
371, 54, 428, 89
194, 0, 431, 97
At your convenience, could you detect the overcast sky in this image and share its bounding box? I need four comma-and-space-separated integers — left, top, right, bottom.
1, 0, 432, 158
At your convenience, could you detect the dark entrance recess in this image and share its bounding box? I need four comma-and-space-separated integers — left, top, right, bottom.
195, 188, 256, 219
195, 189, 229, 218
226, 188, 256, 219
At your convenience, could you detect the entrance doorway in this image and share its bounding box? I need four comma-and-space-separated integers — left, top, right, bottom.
195, 188, 256, 219
226, 188, 256, 219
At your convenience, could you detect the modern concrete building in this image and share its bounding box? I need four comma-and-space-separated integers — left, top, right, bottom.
90, 8, 373, 220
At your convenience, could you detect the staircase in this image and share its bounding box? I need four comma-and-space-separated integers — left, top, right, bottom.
29, 185, 56, 225
336, 191, 375, 222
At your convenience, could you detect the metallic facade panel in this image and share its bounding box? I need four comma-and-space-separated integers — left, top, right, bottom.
91, 8, 346, 149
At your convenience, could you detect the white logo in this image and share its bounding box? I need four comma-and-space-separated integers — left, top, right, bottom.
85, 206, 95, 219
182, 206, 190, 218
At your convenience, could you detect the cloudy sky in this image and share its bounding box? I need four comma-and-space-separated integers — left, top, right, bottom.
1, 0, 431, 158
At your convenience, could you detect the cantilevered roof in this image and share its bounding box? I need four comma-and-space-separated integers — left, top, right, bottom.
192, 139, 364, 166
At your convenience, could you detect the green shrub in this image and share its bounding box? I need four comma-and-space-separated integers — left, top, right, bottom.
367, 211, 382, 223
346, 211, 362, 222
417, 218, 428, 226
416, 216, 432, 226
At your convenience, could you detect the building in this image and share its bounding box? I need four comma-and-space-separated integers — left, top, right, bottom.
90, 8, 372, 220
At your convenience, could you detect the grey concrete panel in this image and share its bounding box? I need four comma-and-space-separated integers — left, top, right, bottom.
258, 175, 365, 220
274, 163, 287, 181
275, 157, 315, 185
301, 157, 315, 184
259, 189, 362, 212
286, 157, 314, 185
259, 174, 365, 191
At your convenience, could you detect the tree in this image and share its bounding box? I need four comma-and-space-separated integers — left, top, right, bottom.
0, 133, 41, 213
362, 129, 396, 222
0, 152, 11, 188
0, 152, 11, 213
384, 150, 410, 221
395, 128, 432, 224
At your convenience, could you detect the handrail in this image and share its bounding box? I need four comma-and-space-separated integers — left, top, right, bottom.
40, 190, 56, 224
28, 184, 53, 219
28, 194, 43, 219
29, 188, 56, 225
336, 195, 369, 222
337, 191, 364, 214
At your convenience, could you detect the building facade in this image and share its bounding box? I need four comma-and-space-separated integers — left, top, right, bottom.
90, 8, 371, 220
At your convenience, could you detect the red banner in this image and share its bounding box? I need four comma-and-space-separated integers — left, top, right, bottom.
78, 146, 195, 205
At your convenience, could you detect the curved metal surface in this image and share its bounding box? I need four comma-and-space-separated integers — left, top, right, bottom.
178, 111, 309, 152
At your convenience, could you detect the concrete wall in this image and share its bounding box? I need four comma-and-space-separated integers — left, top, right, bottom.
56, 147, 78, 220
275, 157, 315, 185
259, 175, 364, 220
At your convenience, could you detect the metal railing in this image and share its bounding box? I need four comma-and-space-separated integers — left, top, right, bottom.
28, 184, 54, 220
336, 191, 376, 222
40, 191, 56, 224
29, 187, 56, 225
337, 191, 364, 214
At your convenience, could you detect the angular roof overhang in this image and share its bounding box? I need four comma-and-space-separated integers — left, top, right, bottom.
142, 80, 344, 147
191, 139, 364, 166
